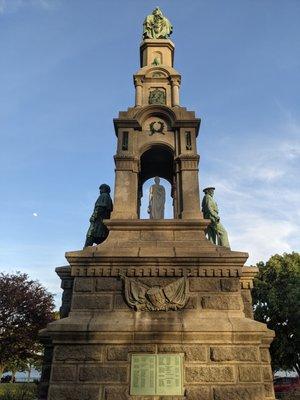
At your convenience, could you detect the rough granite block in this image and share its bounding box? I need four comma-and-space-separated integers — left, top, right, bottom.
220, 278, 239, 292
51, 365, 76, 382
189, 278, 220, 292
48, 385, 102, 400
186, 366, 234, 383
74, 278, 93, 292
158, 344, 206, 362
201, 295, 241, 310
213, 386, 263, 400
55, 345, 103, 362
72, 294, 112, 310
210, 346, 259, 362
107, 345, 155, 361
238, 365, 262, 382
79, 366, 127, 383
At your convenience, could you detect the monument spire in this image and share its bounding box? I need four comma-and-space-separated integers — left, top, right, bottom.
112, 9, 202, 220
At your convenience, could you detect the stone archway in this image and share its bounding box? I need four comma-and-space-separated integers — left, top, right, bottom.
138, 144, 176, 218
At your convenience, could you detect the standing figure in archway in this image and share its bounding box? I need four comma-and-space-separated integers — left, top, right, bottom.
148, 177, 166, 219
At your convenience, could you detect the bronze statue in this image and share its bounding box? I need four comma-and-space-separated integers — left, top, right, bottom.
143, 7, 173, 40
84, 184, 113, 247
201, 187, 230, 249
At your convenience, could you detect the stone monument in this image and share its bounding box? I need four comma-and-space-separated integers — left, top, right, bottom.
39, 8, 275, 400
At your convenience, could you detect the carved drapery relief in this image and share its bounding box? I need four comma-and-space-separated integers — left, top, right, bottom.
121, 275, 189, 311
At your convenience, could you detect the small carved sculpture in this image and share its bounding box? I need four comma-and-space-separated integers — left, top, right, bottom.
84, 184, 113, 247
121, 275, 188, 311
152, 57, 160, 66
201, 187, 230, 249
149, 89, 166, 105
149, 121, 165, 135
148, 177, 166, 219
143, 7, 173, 40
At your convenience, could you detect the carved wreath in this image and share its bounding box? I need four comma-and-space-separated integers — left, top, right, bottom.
149, 121, 165, 136
120, 275, 188, 311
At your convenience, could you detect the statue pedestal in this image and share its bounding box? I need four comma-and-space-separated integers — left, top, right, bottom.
39, 220, 275, 400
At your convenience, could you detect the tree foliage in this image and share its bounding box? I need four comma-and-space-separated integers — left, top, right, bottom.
252, 252, 300, 374
0, 272, 55, 375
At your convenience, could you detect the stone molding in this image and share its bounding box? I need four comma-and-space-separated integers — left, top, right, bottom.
71, 265, 242, 278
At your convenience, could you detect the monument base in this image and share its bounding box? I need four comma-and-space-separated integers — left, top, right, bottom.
39, 220, 275, 400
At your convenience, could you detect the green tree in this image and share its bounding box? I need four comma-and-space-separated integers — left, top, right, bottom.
252, 252, 300, 374
0, 272, 55, 379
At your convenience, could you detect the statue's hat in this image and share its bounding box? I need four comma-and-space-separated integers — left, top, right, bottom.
203, 187, 215, 193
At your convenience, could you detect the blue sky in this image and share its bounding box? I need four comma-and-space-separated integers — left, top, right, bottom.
0, 0, 299, 307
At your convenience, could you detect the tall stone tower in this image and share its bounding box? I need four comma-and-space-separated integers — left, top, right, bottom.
39, 8, 275, 400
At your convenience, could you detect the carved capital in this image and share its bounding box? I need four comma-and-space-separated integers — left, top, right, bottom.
171, 77, 181, 87
240, 266, 258, 289
114, 155, 139, 172
175, 155, 200, 170
134, 76, 143, 87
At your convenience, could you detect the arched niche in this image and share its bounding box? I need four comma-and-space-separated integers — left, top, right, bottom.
138, 144, 176, 218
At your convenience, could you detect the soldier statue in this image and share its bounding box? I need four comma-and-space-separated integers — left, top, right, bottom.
201, 187, 230, 249
143, 7, 173, 39
84, 184, 113, 247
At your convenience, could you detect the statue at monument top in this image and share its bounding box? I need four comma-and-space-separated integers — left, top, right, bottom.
148, 176, 166, 219
143, 7, 173, 40
201, 187, 231, 249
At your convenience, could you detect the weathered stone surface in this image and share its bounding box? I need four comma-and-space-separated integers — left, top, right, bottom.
55, 345, 103, 361
104, 386, 128, 400
96, 278, 121, 291
262, 366, 273, 381
185, 386, 211, 400
189, 278, 220, 292
264, 383, 275, 398
79, 366, 127, 383
51, 365, 76, 382
241, 289, 254, 318
72, 294, 112, 310
107, 345, 155, 361
158, 344, 206, 362
186, 366, 234, 383
184, 295, 198, 309
114, 294, 128, 309
210, 346, 259, 362
74, 278, 93, 292
238, 366, 261, 382
260, 348, 270, 363
48, 385, 102, 400
201, 295, 241, 310
213, 386, 263, 400
220, 278, 239, 292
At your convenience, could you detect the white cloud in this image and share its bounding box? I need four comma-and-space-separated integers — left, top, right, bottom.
0, 0, 58, 14
0, 0, 5, 14
202, 113, 300, 264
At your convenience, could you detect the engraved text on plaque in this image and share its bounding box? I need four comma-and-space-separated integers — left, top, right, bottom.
130, 354, 183, 396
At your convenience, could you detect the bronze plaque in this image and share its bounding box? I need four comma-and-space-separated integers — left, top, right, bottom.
130, 354, 183, 396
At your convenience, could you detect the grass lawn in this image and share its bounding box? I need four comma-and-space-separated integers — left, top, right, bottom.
0, 383, 37, 400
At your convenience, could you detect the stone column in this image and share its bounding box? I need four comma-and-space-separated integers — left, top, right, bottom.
111, 156, 139, 219
56, 266, 73, 319
171, 78, 180, 107
176, 155, 202, 219
134, 77, 143, 107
